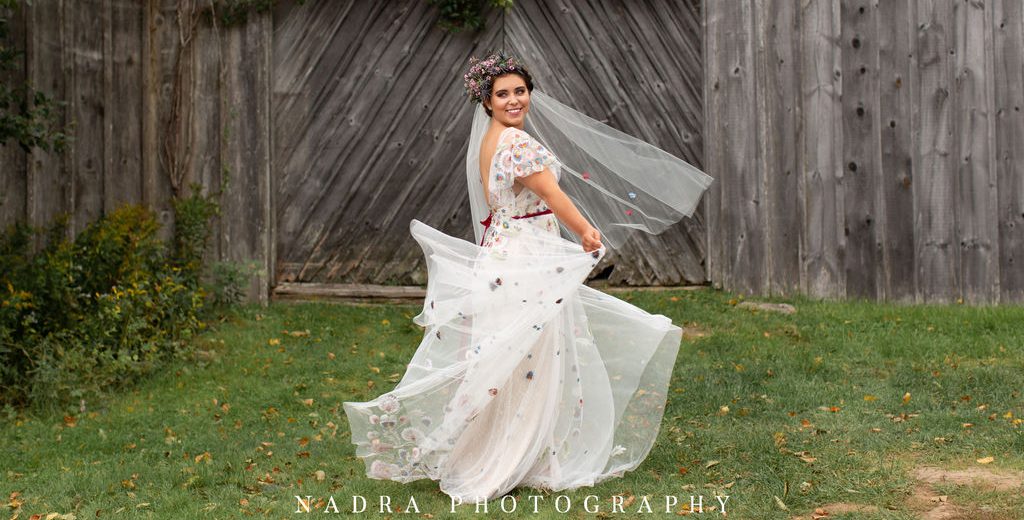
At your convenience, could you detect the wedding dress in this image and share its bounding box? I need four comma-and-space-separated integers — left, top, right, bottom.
343, 91, 712, 503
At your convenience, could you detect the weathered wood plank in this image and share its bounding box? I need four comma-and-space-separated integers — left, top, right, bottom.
954, 0, 1000, 304
756, 0, 801, 296
799, 0, 845, 299
0, 4, 27, 226
193, 21, 222, 263
141, 0, 159, 210
25, 0, 69, 233
841, 0, 881, 300
68, 0, 106, 233
913, 0, 959, 303
273, 282, 706, 304
219, 14, 272, 302
877, 0, 917, 303
141, 0, 177, 239
703, 0, 722, 290
992, 0, 1024, 302
107, 0, 144, 210
706, 0, 764, 295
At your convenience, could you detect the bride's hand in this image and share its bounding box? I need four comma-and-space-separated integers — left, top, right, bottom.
581, 227, 602, 253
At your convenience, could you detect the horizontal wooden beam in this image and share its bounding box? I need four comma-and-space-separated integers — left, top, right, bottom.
272, 282, 708, 304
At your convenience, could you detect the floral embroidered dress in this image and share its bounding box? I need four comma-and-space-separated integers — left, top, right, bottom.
343, 126, 682, 503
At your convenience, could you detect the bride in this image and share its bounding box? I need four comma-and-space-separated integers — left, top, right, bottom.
343, 52, 713, 503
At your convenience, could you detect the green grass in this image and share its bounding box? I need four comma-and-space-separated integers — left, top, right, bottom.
2, 288, 1023, 519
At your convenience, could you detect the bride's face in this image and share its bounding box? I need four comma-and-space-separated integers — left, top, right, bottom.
485, 74, 529, 126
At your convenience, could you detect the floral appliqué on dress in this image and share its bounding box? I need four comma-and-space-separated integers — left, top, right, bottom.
481, 128, 561, 249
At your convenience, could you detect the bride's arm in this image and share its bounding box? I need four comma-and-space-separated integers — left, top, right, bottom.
517, 170, 603, 252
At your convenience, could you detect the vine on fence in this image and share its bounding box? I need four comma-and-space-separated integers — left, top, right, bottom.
163, 0, 299, 197
0, 0, 67, 153
428, 0, 514, 33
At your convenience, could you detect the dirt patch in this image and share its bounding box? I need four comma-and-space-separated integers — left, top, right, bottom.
790, 502, 879, 519
907, 465, 1023, 520
736, 301, 796, 314
682, 324, 710, 341
912, 466, 1024, 492
793, 464, 1023, 520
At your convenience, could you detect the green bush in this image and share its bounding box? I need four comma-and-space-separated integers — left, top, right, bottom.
0, 192, 217, 409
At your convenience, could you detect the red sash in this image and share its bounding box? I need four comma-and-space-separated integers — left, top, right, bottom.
479, 208, 554, 246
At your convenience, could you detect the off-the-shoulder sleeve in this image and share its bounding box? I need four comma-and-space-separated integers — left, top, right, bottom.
488, 128, 558, 207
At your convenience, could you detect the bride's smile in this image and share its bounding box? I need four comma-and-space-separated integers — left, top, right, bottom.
484, 74, 530, 129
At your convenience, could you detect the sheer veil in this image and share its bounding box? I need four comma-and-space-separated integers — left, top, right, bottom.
465, 89, 714, 249
465, 102, 492, 245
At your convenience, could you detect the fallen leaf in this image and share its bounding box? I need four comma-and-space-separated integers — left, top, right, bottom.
774, 495, 788, 511
902, 392, 911, 404
977, 456, 994, 464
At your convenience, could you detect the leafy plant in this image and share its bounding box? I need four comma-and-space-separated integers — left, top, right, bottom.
427, 0, 514, 33
206, 0, 304, 27
208, 260, 258, 308
0, 0, 67, 153
171, 184, 220, 286
0, 195, 218, 409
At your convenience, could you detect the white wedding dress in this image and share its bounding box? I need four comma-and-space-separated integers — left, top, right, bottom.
343, 125, 683, 503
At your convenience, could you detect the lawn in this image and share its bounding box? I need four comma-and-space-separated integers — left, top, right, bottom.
2, 288, 1023, 519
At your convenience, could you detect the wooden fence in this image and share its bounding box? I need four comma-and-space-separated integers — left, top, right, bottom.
705, 0, 1024, 304
2, 0, 1021, 304
0, 0, 708, 302
0, 0, 273, 301
271, 0, 707, 287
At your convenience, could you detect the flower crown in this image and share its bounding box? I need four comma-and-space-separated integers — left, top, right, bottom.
462, 52, 529, 105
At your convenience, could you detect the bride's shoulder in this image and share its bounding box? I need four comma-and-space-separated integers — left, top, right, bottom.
498, 126, 534, 146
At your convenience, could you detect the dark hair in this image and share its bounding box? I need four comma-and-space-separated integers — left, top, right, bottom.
463, 52, 535, 117
483, 70, 534, 117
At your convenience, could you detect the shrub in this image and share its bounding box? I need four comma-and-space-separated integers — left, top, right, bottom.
0, 191, 217, 409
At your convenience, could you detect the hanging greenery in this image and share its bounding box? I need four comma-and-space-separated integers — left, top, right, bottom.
428, 0, 514, 33
208, 0, 299, 28
0, 0, 67, 153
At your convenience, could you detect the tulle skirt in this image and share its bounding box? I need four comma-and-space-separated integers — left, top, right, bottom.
342, 219, 681, 503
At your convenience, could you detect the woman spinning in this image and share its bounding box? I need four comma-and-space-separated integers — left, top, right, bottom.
344, 52, 713, 503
